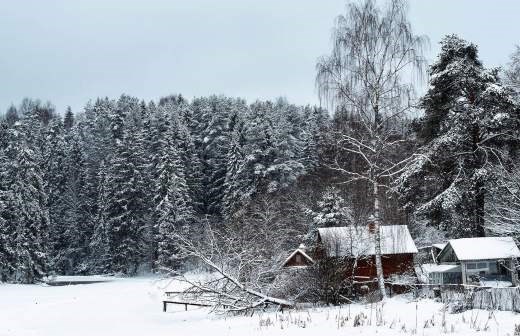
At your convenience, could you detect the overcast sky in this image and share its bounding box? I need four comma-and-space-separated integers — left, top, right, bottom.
1, 0, 519, 114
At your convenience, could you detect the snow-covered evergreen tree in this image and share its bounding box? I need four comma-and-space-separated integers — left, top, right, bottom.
310, 187, 353, 230
222, 127, 250, 220
102, 96, 150, 274
154, 115, 196, 270
0, 123, 50, 283
64, 106, 74, 130
400, 35, 519, 237
89, 160, 112, 274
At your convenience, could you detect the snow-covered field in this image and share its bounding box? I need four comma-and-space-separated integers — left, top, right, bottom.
1, 276, 519, 336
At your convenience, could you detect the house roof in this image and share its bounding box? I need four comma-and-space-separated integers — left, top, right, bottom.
445, 237, 520, 261
316, 225, 418, 257
282, 247, 314, 267
421, 263, 461, 273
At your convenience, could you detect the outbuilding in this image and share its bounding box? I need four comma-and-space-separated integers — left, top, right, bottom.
282, 244, 314, 268
429, 237, 520, 286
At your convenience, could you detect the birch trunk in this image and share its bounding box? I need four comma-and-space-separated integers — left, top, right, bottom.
373, 181, 387, 298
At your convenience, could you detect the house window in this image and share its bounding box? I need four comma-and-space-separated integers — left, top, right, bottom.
466, 261, 490, 274
295, 254, 302, 263
489, 262, 498, 273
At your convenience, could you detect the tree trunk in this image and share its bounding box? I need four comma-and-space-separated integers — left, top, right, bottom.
472, 124, 486, 237
373, 181, 387, 299
474, 181, 486, 237
511, 257, 519, 286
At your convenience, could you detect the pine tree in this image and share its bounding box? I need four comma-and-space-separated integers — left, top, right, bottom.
400, 35, 519, 237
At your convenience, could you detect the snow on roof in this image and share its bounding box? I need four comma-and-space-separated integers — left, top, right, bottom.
421, 263, 461, 274
448, 237, 520, 261
317, 225, 418, 257
283, 247, 314, 267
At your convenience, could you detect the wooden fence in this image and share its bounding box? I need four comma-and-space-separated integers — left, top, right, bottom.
409, 284, 520, 312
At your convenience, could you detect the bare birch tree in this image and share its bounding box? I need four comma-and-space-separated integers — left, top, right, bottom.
164, 220, 294, 312
486, 169, 520, 238
505, 45, 520, 98
316, 0, 426, 298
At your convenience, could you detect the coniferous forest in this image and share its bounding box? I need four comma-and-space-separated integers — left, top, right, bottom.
1, 3, 520, 285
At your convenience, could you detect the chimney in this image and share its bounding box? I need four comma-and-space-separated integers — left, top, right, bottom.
367, 215, 377, 234
299, 243, 306, 252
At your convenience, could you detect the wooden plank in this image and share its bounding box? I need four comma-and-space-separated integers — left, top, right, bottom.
162, 300, 213, 312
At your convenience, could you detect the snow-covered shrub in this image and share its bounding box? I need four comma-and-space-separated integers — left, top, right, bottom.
270, 267, 316, 303
447, 300, 466, 314
514, 323, 520, 336
353, 312, 367, 327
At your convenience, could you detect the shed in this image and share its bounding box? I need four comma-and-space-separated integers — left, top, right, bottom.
437, 237, 520, 285
282, 244, 314, 268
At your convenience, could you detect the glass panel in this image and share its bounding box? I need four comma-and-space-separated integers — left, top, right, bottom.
467, 263, 476, 269
477, 262, 487, 269
489, 262, 497, 273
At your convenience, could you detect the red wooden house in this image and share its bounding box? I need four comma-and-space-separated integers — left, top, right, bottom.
315, 225, 418, 281
284, 225, 418, 283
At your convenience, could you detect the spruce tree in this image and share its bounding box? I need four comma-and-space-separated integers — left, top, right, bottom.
310, 187, 353, 229
89, 160, 112, 274
0, 124, 50, 283
154, 116, 195, 270
64, 106, 74, 130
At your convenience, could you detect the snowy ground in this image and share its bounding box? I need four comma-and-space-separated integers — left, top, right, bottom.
1, 275, 519, 336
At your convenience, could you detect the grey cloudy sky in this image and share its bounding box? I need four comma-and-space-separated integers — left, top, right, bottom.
1, 0, 519, 114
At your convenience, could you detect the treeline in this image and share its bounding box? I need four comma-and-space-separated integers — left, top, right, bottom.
0, 95, 334, 282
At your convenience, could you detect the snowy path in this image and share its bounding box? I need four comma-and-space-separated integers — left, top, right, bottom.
1, 277, 519, 336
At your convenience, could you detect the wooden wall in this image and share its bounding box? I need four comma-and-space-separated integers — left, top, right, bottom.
345, 253, 415, 280
284, 251, 313, 267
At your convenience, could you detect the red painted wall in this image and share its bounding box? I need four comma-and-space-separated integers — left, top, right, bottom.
346, 253, 415, 280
